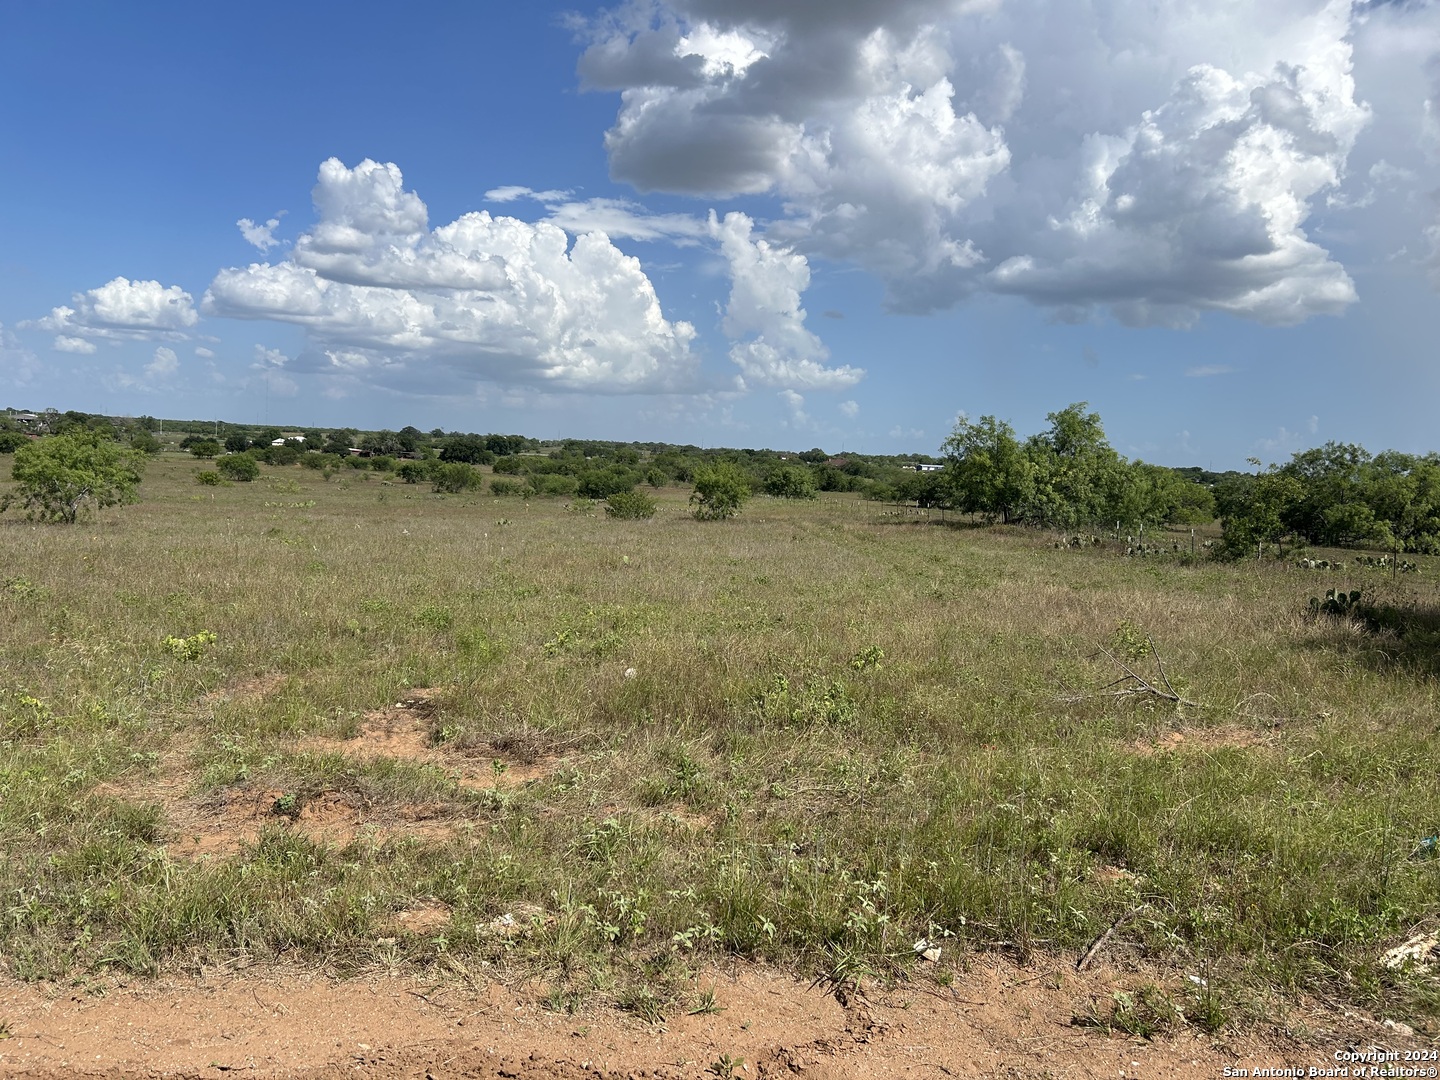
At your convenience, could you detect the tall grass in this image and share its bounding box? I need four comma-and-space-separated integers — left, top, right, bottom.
1, 454, 1436, 1024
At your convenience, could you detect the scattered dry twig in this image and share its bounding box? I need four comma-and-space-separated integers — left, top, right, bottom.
1062, 635, 1201, 708
1077, 907, 1144, 972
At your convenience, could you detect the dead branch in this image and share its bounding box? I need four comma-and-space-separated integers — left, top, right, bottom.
1077, 907, 1142, 972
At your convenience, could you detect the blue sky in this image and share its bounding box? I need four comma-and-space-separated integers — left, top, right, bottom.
1, 0, 1437, 468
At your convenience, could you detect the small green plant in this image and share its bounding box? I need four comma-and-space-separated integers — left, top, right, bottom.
688, 984, 723, 1015
271, 793, 301, 820
605, 490, 657, 519
709, 1053, 745, 1078
161, 630, 217, 661
619, 984, 666, 1024
195, 470, 223, 486
1077, 984, 1184, 1038
1111, 619, 1150, 664
849, 645, 885, 670
1310, 588, 1362, 618
414, 604, 454, 631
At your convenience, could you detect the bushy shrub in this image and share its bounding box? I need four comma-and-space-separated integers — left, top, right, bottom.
432, 462, 483, 493
395, 459, 434, 484
195, 470, 222, 486
690, 462, 751, 520
764, 465, 818, 500
578, 467, 640, 499
130, 429, 162, 455
490, 478, 528, 497
188, 439, 222, 459
216, 454, 260, 482
606, 491, 657, 519
528, 473, 579, 497
0, 431, 30, 453
369, 455, 396, 472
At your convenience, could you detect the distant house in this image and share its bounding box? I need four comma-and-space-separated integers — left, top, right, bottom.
826, 456, 849, 468
14, 412, 38, 425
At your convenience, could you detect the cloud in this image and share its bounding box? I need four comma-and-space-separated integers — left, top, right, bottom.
194, 346, 216, 358
778, 387, 809, 425
27, 276, 199, 343
839, 399, 859, 418
541, 197, 709, 243
484, 185, 574, 203
238, 212, 286, 251
251, 344, 298, 396
711, 210, 863, 389
1185, 364, 1237, 378
53, 335, 97, 354
205, 158, 700, 394
1307, 413, 1319, 434
146, 346, 179, 379
1256, 425, 1305, 458
0, 322, 39, 386
580, 0, 1379, 325
486, 186, 709, 243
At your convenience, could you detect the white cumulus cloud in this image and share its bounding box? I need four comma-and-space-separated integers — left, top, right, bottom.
206, 158, 700, 393
712, 210, 863, 390
146, 346, 179, 378
53, 335, 97, 354
27, 276, 199, 344
238, 213, 286, 251
839, 399, 860, 418
579, 0, 1383, 326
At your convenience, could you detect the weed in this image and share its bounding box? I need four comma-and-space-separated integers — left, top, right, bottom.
709, 1052, 745, 1078
688, 984, 723, 1015
161, 630, 216, 661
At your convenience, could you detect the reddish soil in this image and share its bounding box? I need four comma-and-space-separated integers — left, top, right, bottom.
0, 959, 1424, 1079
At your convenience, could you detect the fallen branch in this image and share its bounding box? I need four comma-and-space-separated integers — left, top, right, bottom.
1077, 907, 1143, 972
1062, 635, 1201, 708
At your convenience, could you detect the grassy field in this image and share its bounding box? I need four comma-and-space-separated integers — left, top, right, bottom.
2, 452, 1438, 1032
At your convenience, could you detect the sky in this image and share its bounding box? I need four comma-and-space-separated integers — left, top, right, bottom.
0, 0, 1437, 469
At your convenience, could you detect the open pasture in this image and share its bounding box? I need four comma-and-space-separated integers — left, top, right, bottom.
2, 453, 1438, 1037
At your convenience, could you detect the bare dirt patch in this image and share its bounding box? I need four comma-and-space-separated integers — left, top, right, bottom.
0, 958, 1422, 1079
166, 788, 463, 857
201, 672, 287, 706
1130, 725, 1275, 756
300, 690, 567, 792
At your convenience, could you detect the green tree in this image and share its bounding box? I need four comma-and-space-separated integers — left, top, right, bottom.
941, 415, 1032, 523
216, 453, 260, 482
690, 461, 751, 520
188, 438, 222, 459
224, 432, 251, 453
1217, 461, 1304, 558
2, 432, 145, 523
763, 465, 818, 500
432, 462, 483, 493
130, 429, 163, 456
